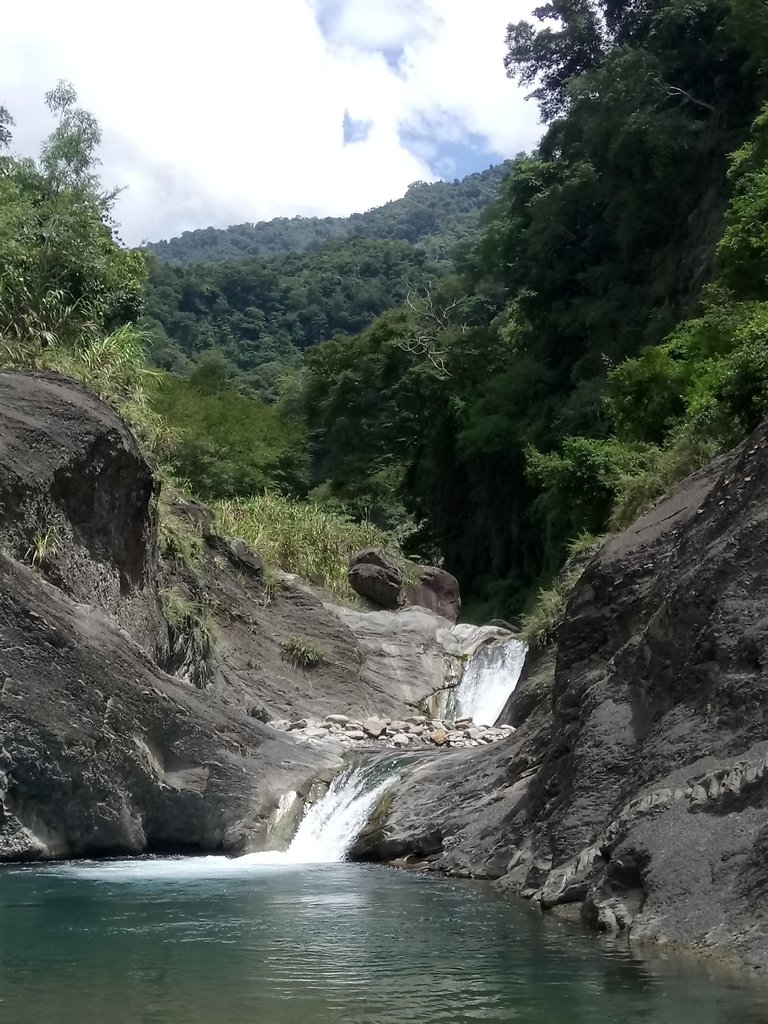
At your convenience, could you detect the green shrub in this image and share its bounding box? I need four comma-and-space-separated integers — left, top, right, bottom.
160, 587, 213, 645
520, 567, 584, 648
280, 634, 327, 669
214, 493, 390, 600
157, 497, 203, 568
27, 526, 62, 569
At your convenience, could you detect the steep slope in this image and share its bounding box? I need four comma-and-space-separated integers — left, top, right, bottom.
370, 425, 768, 971
0, 371, 470, 861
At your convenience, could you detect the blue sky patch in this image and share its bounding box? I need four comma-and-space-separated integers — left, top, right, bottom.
399, 125, 500, 181
343, 111, 373, 146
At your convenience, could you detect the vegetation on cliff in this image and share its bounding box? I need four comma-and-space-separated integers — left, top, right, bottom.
4, 0, 768, 621
295, 0, 768, 617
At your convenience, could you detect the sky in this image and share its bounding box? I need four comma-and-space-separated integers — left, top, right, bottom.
1, 1, 542, 245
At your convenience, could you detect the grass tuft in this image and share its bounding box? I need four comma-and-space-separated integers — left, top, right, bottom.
27, 526, 62, 569
160, 587, 213, 645
520, 567, 584, 649
280, 633, 327, 669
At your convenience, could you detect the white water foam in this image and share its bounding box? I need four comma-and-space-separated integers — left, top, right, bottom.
454, 637, 527, 726
42, 758, 410, 881
243, 757, 404, 866
274, 790, 298, 825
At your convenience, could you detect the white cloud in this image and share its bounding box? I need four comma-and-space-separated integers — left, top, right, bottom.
0, 0, 541, 245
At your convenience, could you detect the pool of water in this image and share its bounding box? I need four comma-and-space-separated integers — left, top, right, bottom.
1, 858, 766, 1023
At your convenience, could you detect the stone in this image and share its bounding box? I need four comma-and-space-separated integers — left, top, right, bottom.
345, 730, 366, 741
403, 565, 461, 624
348, 548, 403, 609
431, 730, 448, 746
303, 727, 330, 739
363, 717, 389, 739
324, 714, 350, 726
391, 733, 411, 747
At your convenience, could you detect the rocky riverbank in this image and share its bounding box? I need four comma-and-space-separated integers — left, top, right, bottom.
271, 713, 515, 751
364, 423, 768, 973
4, 369, 768, 974
0, 370, 515, 862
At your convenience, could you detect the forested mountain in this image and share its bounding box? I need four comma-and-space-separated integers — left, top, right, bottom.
144, 237, 439, 398
144, 164, 512, 265
300, 0, 768, 617
7, 1, 767, 624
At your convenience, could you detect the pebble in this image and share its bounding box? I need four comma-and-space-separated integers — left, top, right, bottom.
272, 712, 516, 750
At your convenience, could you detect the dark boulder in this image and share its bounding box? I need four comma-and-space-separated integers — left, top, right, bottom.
348, 548, 462, 622
404, 565, 461, 623
0, 370, 165, 655
0, 551, 331, 860
348, 548, 403, 609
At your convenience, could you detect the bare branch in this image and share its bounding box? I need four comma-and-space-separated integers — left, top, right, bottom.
667, 86, 718, 115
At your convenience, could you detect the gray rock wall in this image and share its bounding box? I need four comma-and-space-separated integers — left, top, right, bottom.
372, 426, 768, 972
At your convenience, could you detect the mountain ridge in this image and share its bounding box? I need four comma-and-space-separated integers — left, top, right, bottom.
142, 163, 513, 265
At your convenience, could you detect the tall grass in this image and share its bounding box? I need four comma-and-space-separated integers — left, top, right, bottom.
0, 325, 174, 459
215, 493, 390, 600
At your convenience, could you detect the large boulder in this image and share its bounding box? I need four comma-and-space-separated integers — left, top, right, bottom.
0, 552, 332, 860
348, 548, 462, 622
373, 425, 768, 971
404, 565, 461, 623
0, 372, 356, 859
0, 370, 165, 655
348, 548, 404, 609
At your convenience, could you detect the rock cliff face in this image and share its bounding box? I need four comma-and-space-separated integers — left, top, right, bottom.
0, 372, 456, 861
372, 426, 768, 971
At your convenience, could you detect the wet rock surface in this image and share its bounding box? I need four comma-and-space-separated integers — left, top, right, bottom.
374, 426, 768, 971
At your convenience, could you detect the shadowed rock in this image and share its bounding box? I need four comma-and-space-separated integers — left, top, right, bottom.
372, 425, 768, 972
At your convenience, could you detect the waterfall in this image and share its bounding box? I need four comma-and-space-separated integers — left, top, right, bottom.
241, 753, 417, 866
453, 636, 527, 726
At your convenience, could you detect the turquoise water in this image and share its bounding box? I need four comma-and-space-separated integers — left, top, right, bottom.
1, 858, 766, 1023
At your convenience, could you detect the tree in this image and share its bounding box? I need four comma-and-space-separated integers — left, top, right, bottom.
0, 82, 145, 358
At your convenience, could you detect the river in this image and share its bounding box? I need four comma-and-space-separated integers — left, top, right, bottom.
1, 857, 767, 1024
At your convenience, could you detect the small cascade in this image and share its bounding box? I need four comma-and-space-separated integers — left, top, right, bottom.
241, 753, 417, 866
275, 790, 298, 823
454, 636, 527, 726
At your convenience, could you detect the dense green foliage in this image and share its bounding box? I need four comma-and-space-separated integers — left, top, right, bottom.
0, 84, 164, 451
7, 2, 768, 625
0, 84, 145, 357
151, 374, 307, 499
144, 165, 511, 265
300, 0, 768, 618
143, 237, 437, 396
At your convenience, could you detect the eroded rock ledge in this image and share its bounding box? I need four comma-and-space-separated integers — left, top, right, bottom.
369, 424, 768, 973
